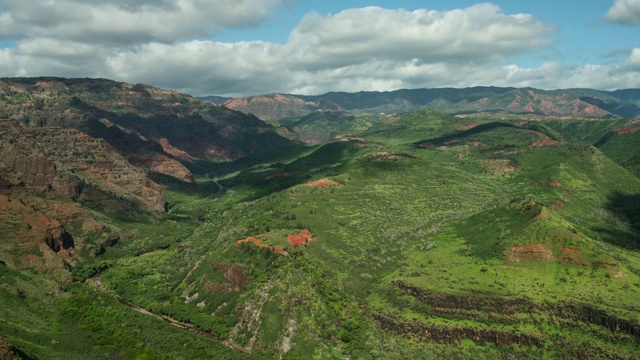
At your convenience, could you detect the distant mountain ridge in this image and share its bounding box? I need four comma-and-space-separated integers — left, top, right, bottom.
201, 87, 640, 121
0, 77, 292, 163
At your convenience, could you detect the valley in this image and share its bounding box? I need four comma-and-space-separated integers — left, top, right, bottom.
1, 78, 640, 359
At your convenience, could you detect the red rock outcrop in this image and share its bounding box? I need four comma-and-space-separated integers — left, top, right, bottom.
127, 153, 194, 183
0, 119, 165, 211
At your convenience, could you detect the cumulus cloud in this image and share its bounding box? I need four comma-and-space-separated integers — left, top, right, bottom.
286, 4, 555, 69
0, 0, 292, 45
605, 0, 640, 25
0, 2, 638, 96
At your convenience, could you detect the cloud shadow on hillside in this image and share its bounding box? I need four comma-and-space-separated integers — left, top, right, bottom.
594, 192, 640, 250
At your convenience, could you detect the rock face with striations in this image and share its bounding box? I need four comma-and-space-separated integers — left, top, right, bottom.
0, 78, 293, 166
42, 220, 75, 253
0, 118, 165, 211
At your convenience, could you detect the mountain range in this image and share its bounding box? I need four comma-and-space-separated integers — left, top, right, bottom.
202, 87, 640, 121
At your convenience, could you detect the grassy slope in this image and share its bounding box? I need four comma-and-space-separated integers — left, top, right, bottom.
3, 111, 640, 359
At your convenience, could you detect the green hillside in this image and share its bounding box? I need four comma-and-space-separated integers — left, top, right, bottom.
2, 98, 640, 359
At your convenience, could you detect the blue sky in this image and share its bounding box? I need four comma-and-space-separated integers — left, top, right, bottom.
0, 0, 638, 96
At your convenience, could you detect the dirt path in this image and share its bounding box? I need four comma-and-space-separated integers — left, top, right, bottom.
89, 274, 249, 354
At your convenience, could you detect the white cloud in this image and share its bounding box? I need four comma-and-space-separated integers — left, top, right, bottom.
605, 0, 640, 25
0, 3, 638, 96
0, 0, 292, 45
285, 4, 555, 70
624, 48, 640, 70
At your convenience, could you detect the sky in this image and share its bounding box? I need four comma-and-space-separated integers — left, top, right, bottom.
0, 0, 639, 97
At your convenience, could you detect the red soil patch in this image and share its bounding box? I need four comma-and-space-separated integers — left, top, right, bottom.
483, 159, 516, 174
417, 143, 435, 149
235, 235, 289, 256
456, 123, 477, 131
265, 172, 293, 180
508, 243, 553, 262
508, 242, 592, 266
204, 263, 250, 293
529, 140, 557, 148
235, 230, 315, 255
557, 247, 591, 266
614, 127, 640, 135
470, 141, 488, 148
523, 102, 535, 112
550, 181, 562, 187
534, 210, 549, 219
444, 139, 461, 145
303, 178, 341, 188
436, 146, 448, 151
288, 229, 313, 247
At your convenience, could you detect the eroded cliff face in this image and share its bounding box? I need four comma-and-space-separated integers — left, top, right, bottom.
1, 154, 56, 187
127, 153, 194, 183
0, 78, 292, 164
42, 220, 75, 253
0, 119, 165, 211
0, 193, 80, 281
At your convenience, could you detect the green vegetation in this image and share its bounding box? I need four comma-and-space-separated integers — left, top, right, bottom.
2, 98, 640, 359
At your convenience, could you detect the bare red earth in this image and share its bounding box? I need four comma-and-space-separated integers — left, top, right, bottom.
508, 243, 553, 262
303, 179, 341, 188
508, 242, 593, 266
471, 141, 488, 148
523, 103, 535, 112
234, 235, 288, 255
204, 263, 250, 293
483, 159, 516, 174
529, 140, 557, 148
288, 229, 313, 247
614, 127, 640, 135
456, 123, 477, 131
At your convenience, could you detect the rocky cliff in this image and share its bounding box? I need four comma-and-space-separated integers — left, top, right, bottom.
0, 78, 293, 166
0, 119, 165, 211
